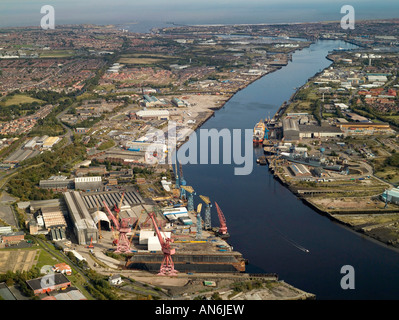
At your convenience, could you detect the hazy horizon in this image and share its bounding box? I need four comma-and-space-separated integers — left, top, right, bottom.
0, 0, 398, 29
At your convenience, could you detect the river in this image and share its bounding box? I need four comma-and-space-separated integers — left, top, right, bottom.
178, 40, 399, 300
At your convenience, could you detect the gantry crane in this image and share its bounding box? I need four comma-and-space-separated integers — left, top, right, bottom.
178, 162, 187, 199
181, 185, 195, 212
103, 200, 131, 253
214, 202, 229, 238
174, 160, 180, 189
199, 195, 212, 230
147, 211, 177, 276
196, 203, 203, 240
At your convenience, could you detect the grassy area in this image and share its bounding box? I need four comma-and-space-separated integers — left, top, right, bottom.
97, 140, 115, 150
118, 58, 165, 65
36, 248, 60, 268
39, 50, 76, 58
0, 94, 44, 107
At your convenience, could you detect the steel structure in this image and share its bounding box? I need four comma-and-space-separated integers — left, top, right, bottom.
179, 162, 187, 200
113, 192, 125, 219
199, 195, 212, 230
181, 185, 195, 211
214, 202, 228, 236
196, 203, 203, 239
103, 201, 131, 253
174, 161, 180, 189
147, 211, 177, 276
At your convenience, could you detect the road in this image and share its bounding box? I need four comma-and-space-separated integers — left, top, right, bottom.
56, 107, 74, 146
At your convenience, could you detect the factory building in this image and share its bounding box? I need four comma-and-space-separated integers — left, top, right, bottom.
74, 176, 102, 191
289, 163, 311, 177
42, 137, 60, 149
283, 118, 300, 141
339, 122, 394, 136
23, 137, 39, 150
81, 190, 144, 210
298, 124, 343, 139
142, 95, 162, 107
64, 191, 98, 245
381, 188, 399, 205
171, 97, 185, 107
135, 110, 170, 120
0, 232, 25, 245
39, 176, 74, 191
37, 135, 49, 146
39, 207, 67, 241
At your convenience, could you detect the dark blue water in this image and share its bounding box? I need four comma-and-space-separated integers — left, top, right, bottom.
179, 40, 399, 300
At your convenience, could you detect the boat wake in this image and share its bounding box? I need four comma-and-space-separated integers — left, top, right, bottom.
267, 219, 310, 253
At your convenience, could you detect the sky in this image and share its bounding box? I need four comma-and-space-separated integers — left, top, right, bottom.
0, 0, 398, 28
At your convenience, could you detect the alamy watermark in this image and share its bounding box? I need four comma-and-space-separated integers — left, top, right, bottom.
340, 265, 355, 290
40, 5, 55, 30
144, 120, 254, 176
341, 5, 355, 30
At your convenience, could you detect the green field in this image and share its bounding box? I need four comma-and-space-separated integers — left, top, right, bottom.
39, 50, 76, 58
1, 94, 44, 107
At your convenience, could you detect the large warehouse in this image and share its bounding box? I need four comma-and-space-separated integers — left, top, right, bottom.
64, 189, 144, 245
283, 118, 300, 140
339, 122, 394, 135
74, 177, 102, 192
64, 191, 99, 245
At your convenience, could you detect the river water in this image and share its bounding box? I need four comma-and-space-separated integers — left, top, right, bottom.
178, 40, 399, 300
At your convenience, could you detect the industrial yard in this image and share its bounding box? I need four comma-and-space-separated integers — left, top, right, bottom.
253, 46, 399, 250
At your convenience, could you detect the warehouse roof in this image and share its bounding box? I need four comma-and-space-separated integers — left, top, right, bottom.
283, 118, 299, 131
136, 110, 169, 117
43, 136, 60, 147
0, 282, 17, 300
74, 176, 102, 183
339, 122, 391, 128
26, 273, 70, 291
299, 125, 343, 133
42, 209, 67, 228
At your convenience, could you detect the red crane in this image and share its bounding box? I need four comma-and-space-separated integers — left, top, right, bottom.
103, 201, 131, 253
215, 202, 228, 236
147, 211, 177, 276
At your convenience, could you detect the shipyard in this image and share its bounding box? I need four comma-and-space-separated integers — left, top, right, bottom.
1, 3, 399, 302
253, 43, 399, 250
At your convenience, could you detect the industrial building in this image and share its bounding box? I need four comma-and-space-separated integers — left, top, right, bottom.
26, 273, 71, 296
74, 176, 102, 191
64, 191, 99, 245
135, 110, 170, 120
142, 95, 162, 107
289, 163, 312, 177
0, 283, 17, 300
64, 189, 143, 245
298, 124, 343, 139
282, 118, 300, 140
171, 97, 185, 107
339, 122, 394, 135
381, 188, 399, 205
42, 136, 60, 149
81, 190, 144, 210
0, 231, 25, 244
39, 176, 74, 191
36, 206, 67, 241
